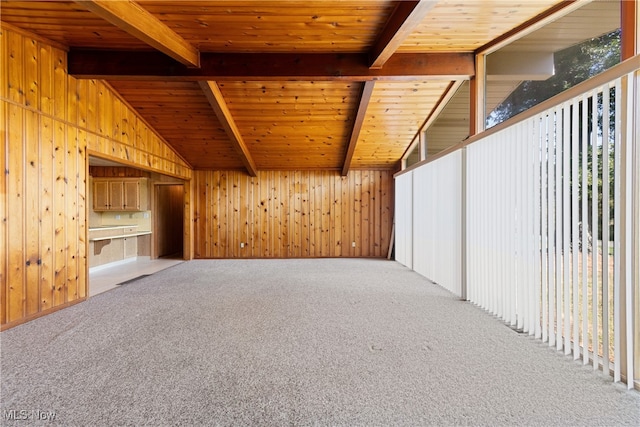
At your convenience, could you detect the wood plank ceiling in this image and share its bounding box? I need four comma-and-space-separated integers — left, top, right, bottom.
0, 0, 563, 173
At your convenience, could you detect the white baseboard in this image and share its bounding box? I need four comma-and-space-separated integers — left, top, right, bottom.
89, 256, 150, 273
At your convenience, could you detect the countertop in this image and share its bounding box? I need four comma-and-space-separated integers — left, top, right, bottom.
88, 224, 139, 231
88, 225, 151, 241
89, 231, 152, 242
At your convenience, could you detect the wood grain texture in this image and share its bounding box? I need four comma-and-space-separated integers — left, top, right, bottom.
352, 80, 452, 168
89, 165, 149, 178
1, 0, 571, 177
74, 0, 200, 67
0, 25, 191, 329
369, 0, 436, 68
218, 80, 362, 170
108, 80, 241, 170
0, 1, 148, 49
6, 103, 26, 323
193, 170, 393, 258
110, 72, 460, 172
342, 81, 375, 175
0, 1, 396, 53
398, 1, 561, 52
0, 93, 8, 325
198, 81, 257, 176
141, 0, 396, 53
67, 50, 475, 81
24, 109, 40, 316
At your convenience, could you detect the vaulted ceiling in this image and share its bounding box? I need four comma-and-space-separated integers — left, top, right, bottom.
0, 0, 565, 174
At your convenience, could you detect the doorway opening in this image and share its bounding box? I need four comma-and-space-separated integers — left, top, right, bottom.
154, 183, 184, 259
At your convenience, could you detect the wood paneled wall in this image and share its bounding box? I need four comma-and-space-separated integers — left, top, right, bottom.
0, 24, 191, 329
89, 166, 149, 178
193, 170, 393, 258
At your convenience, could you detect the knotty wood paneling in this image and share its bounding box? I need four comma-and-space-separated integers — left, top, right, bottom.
398, 1, 560, 52
109, 80, 243, 170
89, 166, 149, 178
219, 80, 362, 170
0, 1, 396, 53
0, 1, 148, 50
140, 1, 397, 53
1, 97, 7, 324
193, 170, 393, 258
0, 25, 192, 329
352, 80, 452, 169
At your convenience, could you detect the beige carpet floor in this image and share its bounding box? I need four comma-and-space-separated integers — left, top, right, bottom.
1, 259, 639, 426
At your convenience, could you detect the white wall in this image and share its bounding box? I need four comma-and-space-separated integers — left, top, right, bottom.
395, 150, 462, 296
412, 151, 462, 296
394, 172, 413, 269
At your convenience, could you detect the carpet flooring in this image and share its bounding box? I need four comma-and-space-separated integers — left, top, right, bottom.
1, 259, 639, 426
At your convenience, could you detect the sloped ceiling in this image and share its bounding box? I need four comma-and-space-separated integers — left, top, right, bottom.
0, 0, 565, 173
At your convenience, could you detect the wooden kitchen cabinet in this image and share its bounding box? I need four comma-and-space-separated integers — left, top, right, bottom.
93, 180, 110, 210
93, 178, 148, 211
108, 180, 125, 210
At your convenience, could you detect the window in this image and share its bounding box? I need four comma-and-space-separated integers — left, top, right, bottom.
485, 2, 621, 128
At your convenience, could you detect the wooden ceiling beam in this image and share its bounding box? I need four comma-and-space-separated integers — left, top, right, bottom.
68, 51, 474, 81
74, 0, 200, 67
369, 1, 437, 69
198, 81, 258, 177
342, 81, 376, 176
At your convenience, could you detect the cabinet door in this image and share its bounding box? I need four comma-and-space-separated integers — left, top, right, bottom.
93, 180, 110, 211
123, 237, 138, 258
123, 181, 140, 211
137, 179, 149, 210
109, 181, 125, 210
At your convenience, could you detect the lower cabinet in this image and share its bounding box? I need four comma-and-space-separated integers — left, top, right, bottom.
89, 233, 151, 268
123, 236, 138, 259
89, 238, 125, 268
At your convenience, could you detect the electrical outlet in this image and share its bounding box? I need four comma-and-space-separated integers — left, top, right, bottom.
115, 214, 121, 220
240, 242, 245, 248
352, 241, 356, 247
143, 212, 150, 218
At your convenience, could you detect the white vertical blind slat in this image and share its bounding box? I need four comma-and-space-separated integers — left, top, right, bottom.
394, 64, 637, 388
555, 106, 563, 352
581, 93, 590, 366
613, 80, 622, 383
602, 83, 611, 374
571, 98, 580, 359
562, 103, 571, 355
533, 116, 543, 339
517, 122, 525, 331
541, 113, 549, 343
549, 110, 557, 347
623, 72, 635, 389
591, 88, 600, 371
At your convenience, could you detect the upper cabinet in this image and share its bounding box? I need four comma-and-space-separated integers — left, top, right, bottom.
93, 178, 148, 211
